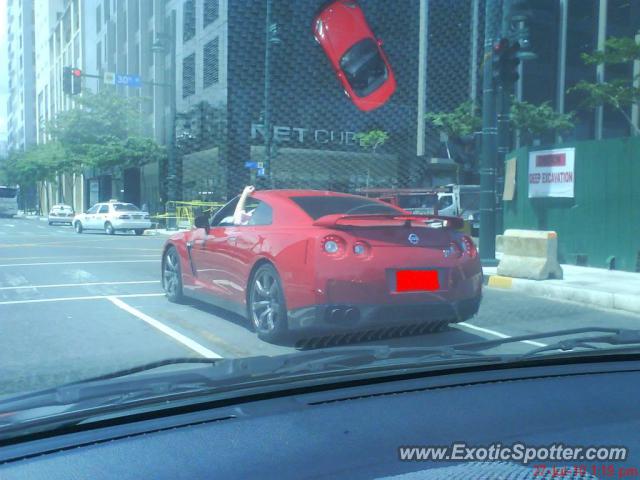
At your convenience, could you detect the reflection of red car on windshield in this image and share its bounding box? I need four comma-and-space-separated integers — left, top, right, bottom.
162, 190, 482, 343
313, 0, 396, 111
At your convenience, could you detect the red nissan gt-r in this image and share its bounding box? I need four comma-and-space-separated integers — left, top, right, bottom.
162, 190, 482, 343
313, 0, 396, 111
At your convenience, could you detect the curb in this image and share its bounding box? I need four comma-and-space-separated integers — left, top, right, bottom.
484, 274, 640, 316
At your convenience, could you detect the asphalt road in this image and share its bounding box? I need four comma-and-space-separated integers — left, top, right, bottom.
1, 215, 639, 397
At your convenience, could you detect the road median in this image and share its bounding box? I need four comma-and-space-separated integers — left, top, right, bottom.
483, 265, 640, 316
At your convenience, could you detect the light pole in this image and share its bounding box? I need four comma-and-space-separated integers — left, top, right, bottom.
479, 0, 500, 265
263, 0, 281, 189
152, 23, 178, 228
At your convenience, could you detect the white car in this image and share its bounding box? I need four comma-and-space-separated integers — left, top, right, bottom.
48, 204, 75, 225
73, 201, 152, 235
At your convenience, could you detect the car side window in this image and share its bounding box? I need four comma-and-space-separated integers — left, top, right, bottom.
86, 205, 99, 214
98, 205, 109, 214
245, 199, 273, 226
210, 198, 239, 227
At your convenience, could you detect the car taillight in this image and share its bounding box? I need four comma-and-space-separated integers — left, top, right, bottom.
460, 235, 478, 258
119, 214, 131, 219
321, 235, 345, 255
444, 241, 463, 259
353, 241, 370, 256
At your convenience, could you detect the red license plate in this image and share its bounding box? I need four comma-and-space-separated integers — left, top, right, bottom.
395, 270, 440, 292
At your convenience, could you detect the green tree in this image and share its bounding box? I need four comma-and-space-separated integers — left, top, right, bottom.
568, 36, 640, 134
47, 90, 166, 173
355, 129, 389, 153
510, 99, 575, 144
2, 142, 68, 186
355, 129, 389, 188
425, 100, 481, 140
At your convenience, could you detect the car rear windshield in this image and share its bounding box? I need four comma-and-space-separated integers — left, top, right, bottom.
339, 38, 387, 97
112, 203, 140, 211
0, 187, 18, 198
290, 195, 399, 220
53, 205, 73, 211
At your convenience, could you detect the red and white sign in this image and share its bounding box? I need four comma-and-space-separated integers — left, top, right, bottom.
528, 148, 575, 198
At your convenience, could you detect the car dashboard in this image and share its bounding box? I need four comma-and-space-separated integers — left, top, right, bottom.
0, 359, 638, 479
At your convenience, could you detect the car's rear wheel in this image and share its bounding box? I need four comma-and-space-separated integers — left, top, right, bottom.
248, 263, 288, 343
163, 246, 184, 303
104, 222, 115, 235
74, 221, 83, 234
134, 229, 145, 236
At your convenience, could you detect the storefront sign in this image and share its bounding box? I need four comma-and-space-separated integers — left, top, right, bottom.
251, 122, 358, 147
528, 148, 575, 198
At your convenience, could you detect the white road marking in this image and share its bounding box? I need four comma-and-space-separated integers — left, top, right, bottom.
0, 280, 160, 290
107, 296, 222, 359
2, 224, 15, 228
457, 321, 548, 347
0, 260, 157, 267
0, 292, 164, 305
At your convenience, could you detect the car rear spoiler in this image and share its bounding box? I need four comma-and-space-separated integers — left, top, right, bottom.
313, 213, 464, 230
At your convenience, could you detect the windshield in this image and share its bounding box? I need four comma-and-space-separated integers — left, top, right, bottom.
1, 0, 639, 443
459, 191, 480, 211
0, 187, 18, 198
397, 194, 437, 209
339, 38, 388, 97
291, 195, 400, 219
112, 203, 141, 212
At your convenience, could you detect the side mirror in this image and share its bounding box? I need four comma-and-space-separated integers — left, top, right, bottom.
194, 214, 210, 232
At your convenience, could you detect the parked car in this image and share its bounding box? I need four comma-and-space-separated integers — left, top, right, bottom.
73, 200, 151, 235
162, 189, 482, 342
47, 204, 75, 225
313, 0, 396, 111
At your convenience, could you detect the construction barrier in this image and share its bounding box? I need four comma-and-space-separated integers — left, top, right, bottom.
152, 200, 224, 230
496, 229, 563, 280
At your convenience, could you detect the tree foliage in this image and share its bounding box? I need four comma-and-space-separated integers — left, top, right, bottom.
425, 100, 481, 139
355, 129, 389, 153
568, 36, 640, 133
510, 99, 575, 137
3, 90, 167, 186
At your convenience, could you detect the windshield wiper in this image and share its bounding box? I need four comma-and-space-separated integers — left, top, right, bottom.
2, 328, 639, 441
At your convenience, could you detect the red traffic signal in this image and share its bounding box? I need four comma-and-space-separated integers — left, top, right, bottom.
71, 68, 82, 77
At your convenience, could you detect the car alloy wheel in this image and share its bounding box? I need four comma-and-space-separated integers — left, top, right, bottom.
163, 247, 184, 303
105, 222, 115, 235
74, 221, 83, 234
249, 264, 288, 342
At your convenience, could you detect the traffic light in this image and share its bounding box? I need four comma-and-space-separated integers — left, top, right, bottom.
492, 39, 520, 87
63, 67, 82, 95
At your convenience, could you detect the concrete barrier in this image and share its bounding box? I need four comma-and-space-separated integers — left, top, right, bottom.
496, 229, 563, 280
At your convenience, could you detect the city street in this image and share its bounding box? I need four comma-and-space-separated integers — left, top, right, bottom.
2, 215, 640, 397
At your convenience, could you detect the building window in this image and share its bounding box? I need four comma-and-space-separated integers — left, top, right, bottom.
97, 41, 102, 70
182, 53, 196, 97
96, 4, 101, 32
183, 0, 196, 43
104, 0, 110, 21
203, 37, 219, 88
203, 0, 218, 27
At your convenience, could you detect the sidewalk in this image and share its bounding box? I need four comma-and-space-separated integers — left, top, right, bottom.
483, 264, 640, 316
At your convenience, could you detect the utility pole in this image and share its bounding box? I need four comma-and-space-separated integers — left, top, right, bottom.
479, 0, 500, 265
263, 0, 274, 188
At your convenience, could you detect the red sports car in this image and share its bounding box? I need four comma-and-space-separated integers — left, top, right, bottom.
313, 0, 396, 111
162, 189, 482, 343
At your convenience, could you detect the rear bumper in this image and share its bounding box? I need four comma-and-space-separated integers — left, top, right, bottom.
48, 216, 73, 223
287, 294, 482, 333
111, 220, 152, 229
